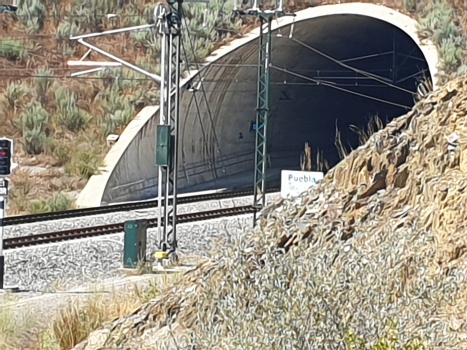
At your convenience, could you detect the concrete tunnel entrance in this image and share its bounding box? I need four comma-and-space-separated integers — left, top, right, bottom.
177, 13, 431, 193
76, 4, 439, 207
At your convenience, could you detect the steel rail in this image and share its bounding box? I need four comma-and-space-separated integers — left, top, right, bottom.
4, 206, 255, 250
4, 188, 279, 226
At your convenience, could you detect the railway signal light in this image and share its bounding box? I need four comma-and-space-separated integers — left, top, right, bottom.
0, 138, 13, 177
0, 137, 15, 290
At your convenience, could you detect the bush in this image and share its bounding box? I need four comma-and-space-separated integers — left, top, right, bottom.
16, 0, 47, 33
96, 83, 135, 136
8, 173, 32, 214
23, 126, 50, 154
416, 0, 466, 78
17, 99, 49, 130
17, 99, 50, 154
1, 81, 30, 112
0, 39, 29, 62
54, 84, 92, 132
65, 149, 103, 179
30, 192, 73, 213
439, 36, 463, 72
53, 144, 71, 166
35, 67, 52, 102
417, 1, 456, 45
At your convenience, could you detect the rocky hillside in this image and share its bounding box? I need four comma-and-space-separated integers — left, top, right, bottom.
72, 75, 467, 349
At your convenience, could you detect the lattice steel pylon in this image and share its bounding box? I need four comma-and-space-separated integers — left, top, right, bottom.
233, 0, 294, 225
155, 1, 182, 261
69, 0, 208, 265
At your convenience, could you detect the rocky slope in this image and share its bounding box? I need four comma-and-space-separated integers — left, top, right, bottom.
72, 76, 467, 349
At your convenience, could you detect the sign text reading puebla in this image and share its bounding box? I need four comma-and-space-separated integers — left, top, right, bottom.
281, 170, 324, 199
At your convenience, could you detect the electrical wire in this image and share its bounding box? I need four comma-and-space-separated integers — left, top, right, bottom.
181, 5, 226, 172
288, 37, 418, 96
0, 72, 415, 90
270, 64, 411, 110
0, 26, 238, 38
178, 30, 212, 171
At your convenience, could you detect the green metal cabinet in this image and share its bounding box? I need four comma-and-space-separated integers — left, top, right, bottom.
123, 219, 147, 268
156, 125, 171, 167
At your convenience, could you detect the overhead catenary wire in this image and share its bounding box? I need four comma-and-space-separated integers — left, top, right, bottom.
181, 6, 226, 173
271, 64, 412, 110
287, 37, 418, 96
179, 39, 212, 172
0, 72, 414, 90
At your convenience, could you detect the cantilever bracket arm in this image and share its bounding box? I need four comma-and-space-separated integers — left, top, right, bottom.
74, 39, 162, 84
69, 23, 155, 41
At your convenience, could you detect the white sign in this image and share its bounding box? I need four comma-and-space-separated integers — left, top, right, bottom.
281, 170, 323, 199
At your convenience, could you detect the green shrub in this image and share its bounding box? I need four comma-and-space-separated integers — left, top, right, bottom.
39, 329, 60, 350
35, 67, 52, 101
345, 325, 425, 350
56, 20, 81, 39
417, 1, 456, 44
1, 81, 30, 112
17, 100, 50, 154
66, 150, 103, 179
9, 173, 32, 214
24, 126, 50, 154
54, 84, 92, 132
17, 99, 49, 130
0, 39, 29, 62
439, 36, 463, 72
96, 83, 136, 135
30, 192, 73, 214
415, 0, 466, 78
53, 144, 71, 166
16, 0, 47, 33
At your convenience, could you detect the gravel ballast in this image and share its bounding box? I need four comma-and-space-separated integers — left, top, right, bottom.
3, 214, 255, 292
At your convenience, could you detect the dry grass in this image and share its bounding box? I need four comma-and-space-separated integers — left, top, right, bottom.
44, 273, 183, 350
0, 303, 36, 350
0, 272, 183, 350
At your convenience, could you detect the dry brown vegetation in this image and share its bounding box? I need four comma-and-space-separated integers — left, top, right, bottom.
0, 271, 184, 350
69, 75, 467, 349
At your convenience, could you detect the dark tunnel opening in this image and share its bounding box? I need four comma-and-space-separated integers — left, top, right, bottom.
177, 13, 431, 194
266, 15, 430, 174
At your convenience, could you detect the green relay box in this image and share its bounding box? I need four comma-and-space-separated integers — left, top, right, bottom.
123, 219, 147, 268
156, 125, 171, 167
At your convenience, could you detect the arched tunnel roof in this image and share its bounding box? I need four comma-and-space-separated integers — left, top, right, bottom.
77, 3, 438, 206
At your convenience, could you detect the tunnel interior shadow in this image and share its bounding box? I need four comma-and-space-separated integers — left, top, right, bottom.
177, 14, 430, 194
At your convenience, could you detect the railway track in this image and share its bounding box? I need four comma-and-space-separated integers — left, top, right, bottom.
4, 188, 279, 226
4, 206, 256, 250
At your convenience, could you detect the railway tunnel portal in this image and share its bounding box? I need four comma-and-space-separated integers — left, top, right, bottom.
76, 3, 438, 206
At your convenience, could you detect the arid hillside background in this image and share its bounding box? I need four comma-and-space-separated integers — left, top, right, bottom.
0, 0, 466, 215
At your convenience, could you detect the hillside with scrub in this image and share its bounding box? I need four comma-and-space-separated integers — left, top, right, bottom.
0, 0, 243, 214
0, 0, 466, 214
